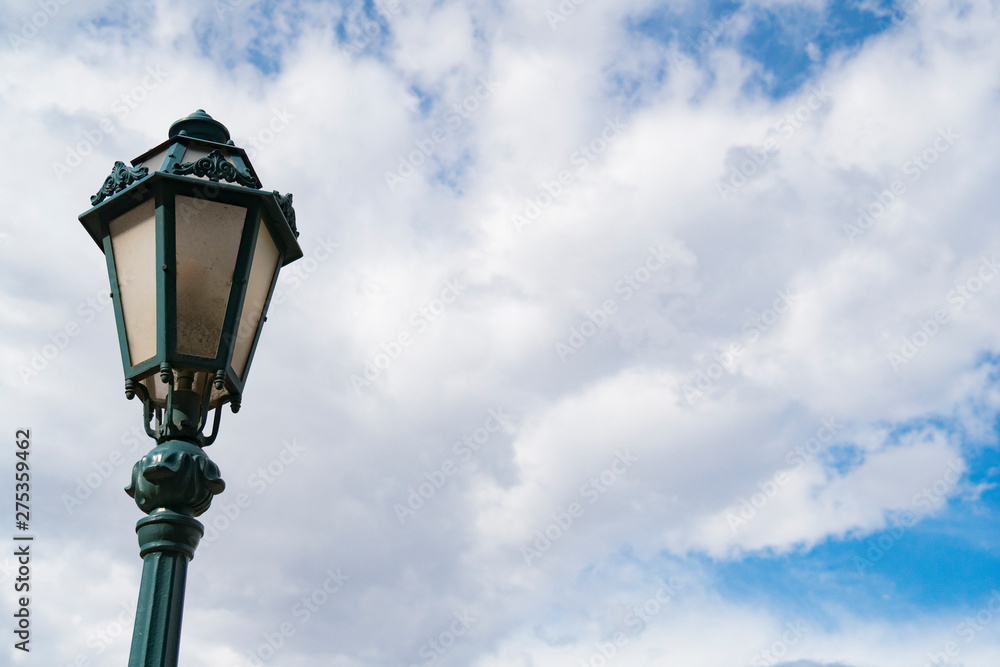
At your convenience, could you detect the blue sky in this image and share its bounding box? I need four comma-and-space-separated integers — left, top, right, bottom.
4, 0, 1000, 665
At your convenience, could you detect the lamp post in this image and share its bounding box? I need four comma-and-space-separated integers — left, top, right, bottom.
77, 110, 302, 667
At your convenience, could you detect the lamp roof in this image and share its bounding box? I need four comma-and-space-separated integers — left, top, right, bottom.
168, 109, 231, 144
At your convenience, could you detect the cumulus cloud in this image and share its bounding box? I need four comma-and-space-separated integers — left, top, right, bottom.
3, 0, 1000, 665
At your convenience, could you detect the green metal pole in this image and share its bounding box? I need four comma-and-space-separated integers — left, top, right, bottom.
125, 439, 225, 667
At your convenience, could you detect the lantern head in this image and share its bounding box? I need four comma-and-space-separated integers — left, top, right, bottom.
79, 110, 302, 446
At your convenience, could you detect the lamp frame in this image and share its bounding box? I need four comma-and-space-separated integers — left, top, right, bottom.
78, 123, 302, 445
77, 110, 304, 667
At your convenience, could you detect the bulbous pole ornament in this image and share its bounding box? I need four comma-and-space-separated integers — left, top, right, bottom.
123, 440, 226, 666
126, 440, 225, 516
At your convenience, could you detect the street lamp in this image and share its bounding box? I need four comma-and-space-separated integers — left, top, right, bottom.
78, 110, 302, 667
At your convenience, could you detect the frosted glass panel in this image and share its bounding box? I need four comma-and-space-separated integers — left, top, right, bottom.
141, 374, 169, 409
231, 220, 279, 379
109, 200, 157, 365
141, 369, 226, 410
139, 149, 168, 172
174, 195, 246, 358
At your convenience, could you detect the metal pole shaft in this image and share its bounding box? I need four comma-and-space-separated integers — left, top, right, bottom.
129, 539, 192, 667
124, 440, 225, 667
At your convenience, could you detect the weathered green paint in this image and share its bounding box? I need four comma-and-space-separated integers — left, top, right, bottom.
219, 205, 260, 367
125, 439, 225, 667
128, 547, 189, 667
157, 189, 172, 383
76, 111, 303, 667
79, 116, 302, 444
172, 148, 260, 188
238, 210, 285, 389
159, 140, 189, 174
91, 161, 149, 205
168, 109, 231, 144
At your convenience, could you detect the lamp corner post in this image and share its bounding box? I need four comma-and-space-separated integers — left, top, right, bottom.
78, 109, 302, 667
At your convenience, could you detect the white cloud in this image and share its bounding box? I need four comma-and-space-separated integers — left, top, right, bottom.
4, 0, 1000, 665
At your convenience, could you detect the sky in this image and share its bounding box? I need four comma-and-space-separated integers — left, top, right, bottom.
2, 0, 1000, 665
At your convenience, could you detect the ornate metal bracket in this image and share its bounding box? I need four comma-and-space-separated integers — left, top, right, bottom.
91, 161, 149, 205
125, 372, 241, 448
171, 149, 260, 189
273, 191, 298, 237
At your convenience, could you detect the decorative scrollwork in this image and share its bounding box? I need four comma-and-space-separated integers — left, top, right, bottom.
126, 440, 225, 516
91, 161, 149, 205
273, 191, 298, 237
171, 149, 260, 189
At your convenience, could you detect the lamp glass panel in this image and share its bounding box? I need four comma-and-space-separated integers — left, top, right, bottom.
186, 369, 227, 409
138, 150, 168, 172
231, 219, 279, 379
109, 200, 157, 366
140, 370, 226, 410
141, 375, 169, 409
174, 195, 246, 359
